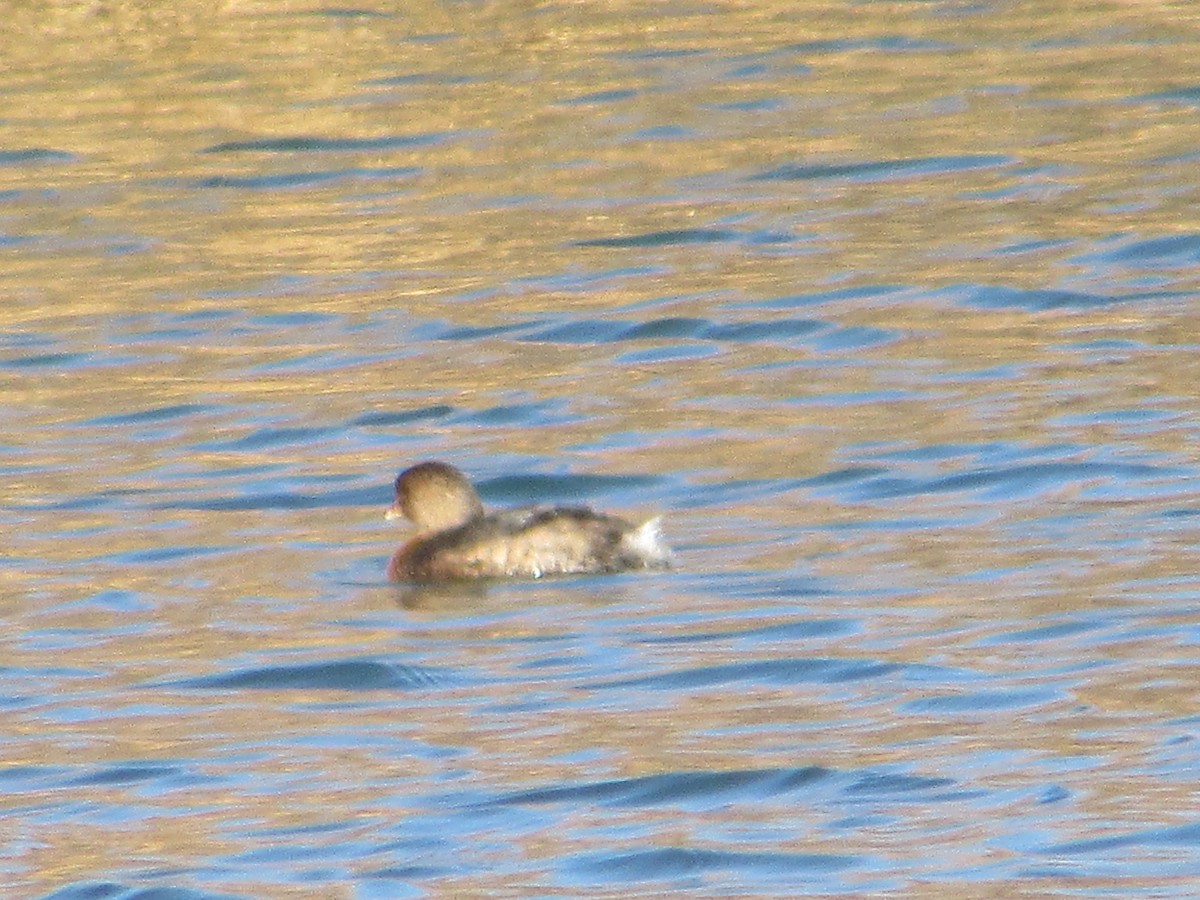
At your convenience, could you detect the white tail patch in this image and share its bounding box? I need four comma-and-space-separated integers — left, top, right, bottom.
621, 516, 673, 568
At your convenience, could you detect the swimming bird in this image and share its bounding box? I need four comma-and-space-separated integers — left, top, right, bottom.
385, 461, 671, 581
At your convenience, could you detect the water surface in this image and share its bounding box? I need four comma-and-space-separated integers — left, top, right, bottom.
2, 1, 1199, 897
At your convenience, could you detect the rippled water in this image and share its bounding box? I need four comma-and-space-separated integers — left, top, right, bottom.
3, 2, 1200, 897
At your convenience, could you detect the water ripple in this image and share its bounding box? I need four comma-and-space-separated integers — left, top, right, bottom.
164, 658, 447, 691
567, 846, 858, 883
490, 766, 829, 808
201, 133, 452, 153
63, 762, 186, 789
196, 167, 419, 190
1099, 233, 1200, 268
152, 484, 377, 512
750, 153, 1012, 183
40, 885, 242, 900
432, 312, 897, 353
0, 148, 77, 166
85, 404, 211, 427
846, 460, 1179, 502
954, 284, 1127, 310
351, 405, 455, 427
588, 657, 901, 692
575, 227, 793, 248
5, 4, 1200, 897
1039, 820, 1200, 855
902, 687, 1061, 715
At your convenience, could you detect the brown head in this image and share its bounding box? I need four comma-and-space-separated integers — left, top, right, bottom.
388, 461, 485, 533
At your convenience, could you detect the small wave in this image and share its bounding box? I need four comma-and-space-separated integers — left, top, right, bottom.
574, 228, 791, 248
151, 484, 376, 512
490, 766, 830, 808
637, 617, 850, 645
955, 284, 1126, 310
202, 133, 449, 154
0, 148, 76, 166
559, 88, 639, 105
481, 471, 661, 504
1096, 233, 1200, 268
750, 153, 1012, 183
515, 314, 876, 351
63, 762, 184, 789
1039, 820, 1200, 855
1136, 87, 1200, 105
352, 405, 455, 427
201, 424, 337, 452
86, 404, 211, 427
568, 845, 857, 882
848, 460, 1178, 501
196, 167, 419, 190
164, 658, 445, 691
39, 883, 243, 900
589, 657, 900, 692
902, 687, 1061, 715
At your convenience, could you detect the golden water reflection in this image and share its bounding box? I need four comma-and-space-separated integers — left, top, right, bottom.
3, 0, 1199, 896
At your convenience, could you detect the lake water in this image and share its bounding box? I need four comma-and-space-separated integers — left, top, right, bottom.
3, 2, 1199, 897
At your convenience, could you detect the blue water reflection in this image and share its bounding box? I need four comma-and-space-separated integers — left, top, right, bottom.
4, 1, 1200, 897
